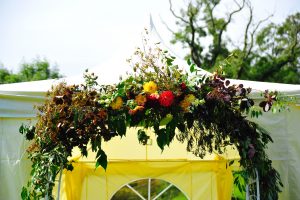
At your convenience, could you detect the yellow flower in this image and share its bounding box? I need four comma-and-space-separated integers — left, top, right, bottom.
143, 81, 158, 94
135, 94, 147, 106
185, 94, 196, 103
110, 96, 123, 110
180, 94, 196, 112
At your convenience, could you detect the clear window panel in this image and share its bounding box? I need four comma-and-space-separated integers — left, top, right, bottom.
111, 178, 189, 200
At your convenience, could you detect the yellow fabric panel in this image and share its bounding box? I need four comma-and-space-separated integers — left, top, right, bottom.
71, 128, 240, 162
58, 160, 233, 200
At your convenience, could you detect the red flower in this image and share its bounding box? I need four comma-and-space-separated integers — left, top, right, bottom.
147, 93, 159, 101
180, 82, 187, 90
159, 91, 174, 107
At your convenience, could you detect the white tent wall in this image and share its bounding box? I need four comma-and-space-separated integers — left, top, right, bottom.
0, 117, 32, 200
250, 105, 300, 199
1, 79, 300, 199
0, 84, 45, 200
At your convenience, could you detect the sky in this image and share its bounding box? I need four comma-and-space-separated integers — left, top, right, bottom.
0, 0, 299, 83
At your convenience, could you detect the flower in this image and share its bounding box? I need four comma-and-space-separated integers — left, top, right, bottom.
147, 93, 159, 101
143, 81, 158, 94
97, 109, 107, 119
180, 100, 190, 112
180, 94, 196, 112
135, 94, 147, 106
128, 106, 144, 115
185, 94, 196, 103
159, 91, 174, 107
110, 96, 123, 110
180, 82, 187, 90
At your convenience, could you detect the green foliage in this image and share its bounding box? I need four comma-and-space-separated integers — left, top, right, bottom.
19, 124, 35, 140
20, 39, 283, 199
169, 0, 300, 83
0, 58, 62, 84
137, 129, 150, 145
232, 171, 247, 200
250, 13, 300, 83
0, 67, 21, 83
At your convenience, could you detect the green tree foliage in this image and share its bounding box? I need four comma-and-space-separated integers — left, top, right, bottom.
252, 13, 300, 83
0, 58, 62, 84
168, 0, 300, 83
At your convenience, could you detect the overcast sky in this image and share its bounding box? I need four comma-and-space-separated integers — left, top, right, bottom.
0, 0, 299, 83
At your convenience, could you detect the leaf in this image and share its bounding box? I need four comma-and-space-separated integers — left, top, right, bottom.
177, 123, 186, 133
117, 88, 125, 96
166, 58, 173, 66
25, 126, 35, 140
264, 102, 271, 112
259, 101, 267, 108
187, 58, 191, 65
186, 113, 194, 129
190, 63, 195, 73
225, 80, 230, 86
116, 119, 127, 137
159, 114, 173, 126
166, 123, 176, 145
95, 150, 107, 170
80, 146, 88, 157
21, 187, 28, 200
137, 129, 149, 145
19, 124, 25, 134
145, 109, 151, 116
91, 135, 101, 152
66, 163, 74, 171
156, 129, 167, 151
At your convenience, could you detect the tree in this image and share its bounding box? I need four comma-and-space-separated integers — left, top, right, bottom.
168, 0, 300, 83
0, 58, 62, 84
251, 13, 300, 83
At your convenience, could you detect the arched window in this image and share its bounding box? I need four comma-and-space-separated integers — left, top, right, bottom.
111, 178, 189, 200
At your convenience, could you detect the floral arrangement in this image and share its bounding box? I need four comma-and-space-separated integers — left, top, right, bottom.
20, 35, 284, 200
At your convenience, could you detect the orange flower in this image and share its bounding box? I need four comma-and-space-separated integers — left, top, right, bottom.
97, 109, 107, 119
180, 100, 190, 112
128, 106, 144, 115
135, 94, 147, 106
180, 94, 196, 112
110, 97, 123, 110
143, 81, 158, 94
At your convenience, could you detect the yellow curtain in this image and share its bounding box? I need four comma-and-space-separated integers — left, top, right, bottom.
57, 160, 233, 200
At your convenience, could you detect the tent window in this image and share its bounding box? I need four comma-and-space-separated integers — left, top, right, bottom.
111, 178, 189, 200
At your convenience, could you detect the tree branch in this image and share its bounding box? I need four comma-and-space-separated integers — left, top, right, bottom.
204, 0, 217, 32
242, 2, 253, 57
160, 16, 176, 35
169, 0, 189, 24
247, 14, 273, 58
188, 2, 202, 67
218, 0, 246, 49
290, 16, 300, 57
237, 2, 273, 79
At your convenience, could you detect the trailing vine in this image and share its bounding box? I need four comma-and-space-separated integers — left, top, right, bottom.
20, 36, 283, 199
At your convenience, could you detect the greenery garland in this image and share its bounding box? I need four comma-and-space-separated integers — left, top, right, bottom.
20, 37, 284, 199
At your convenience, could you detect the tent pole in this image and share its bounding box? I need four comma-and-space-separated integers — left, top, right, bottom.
148, 178, 151, 200
56, 164, 63, 200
